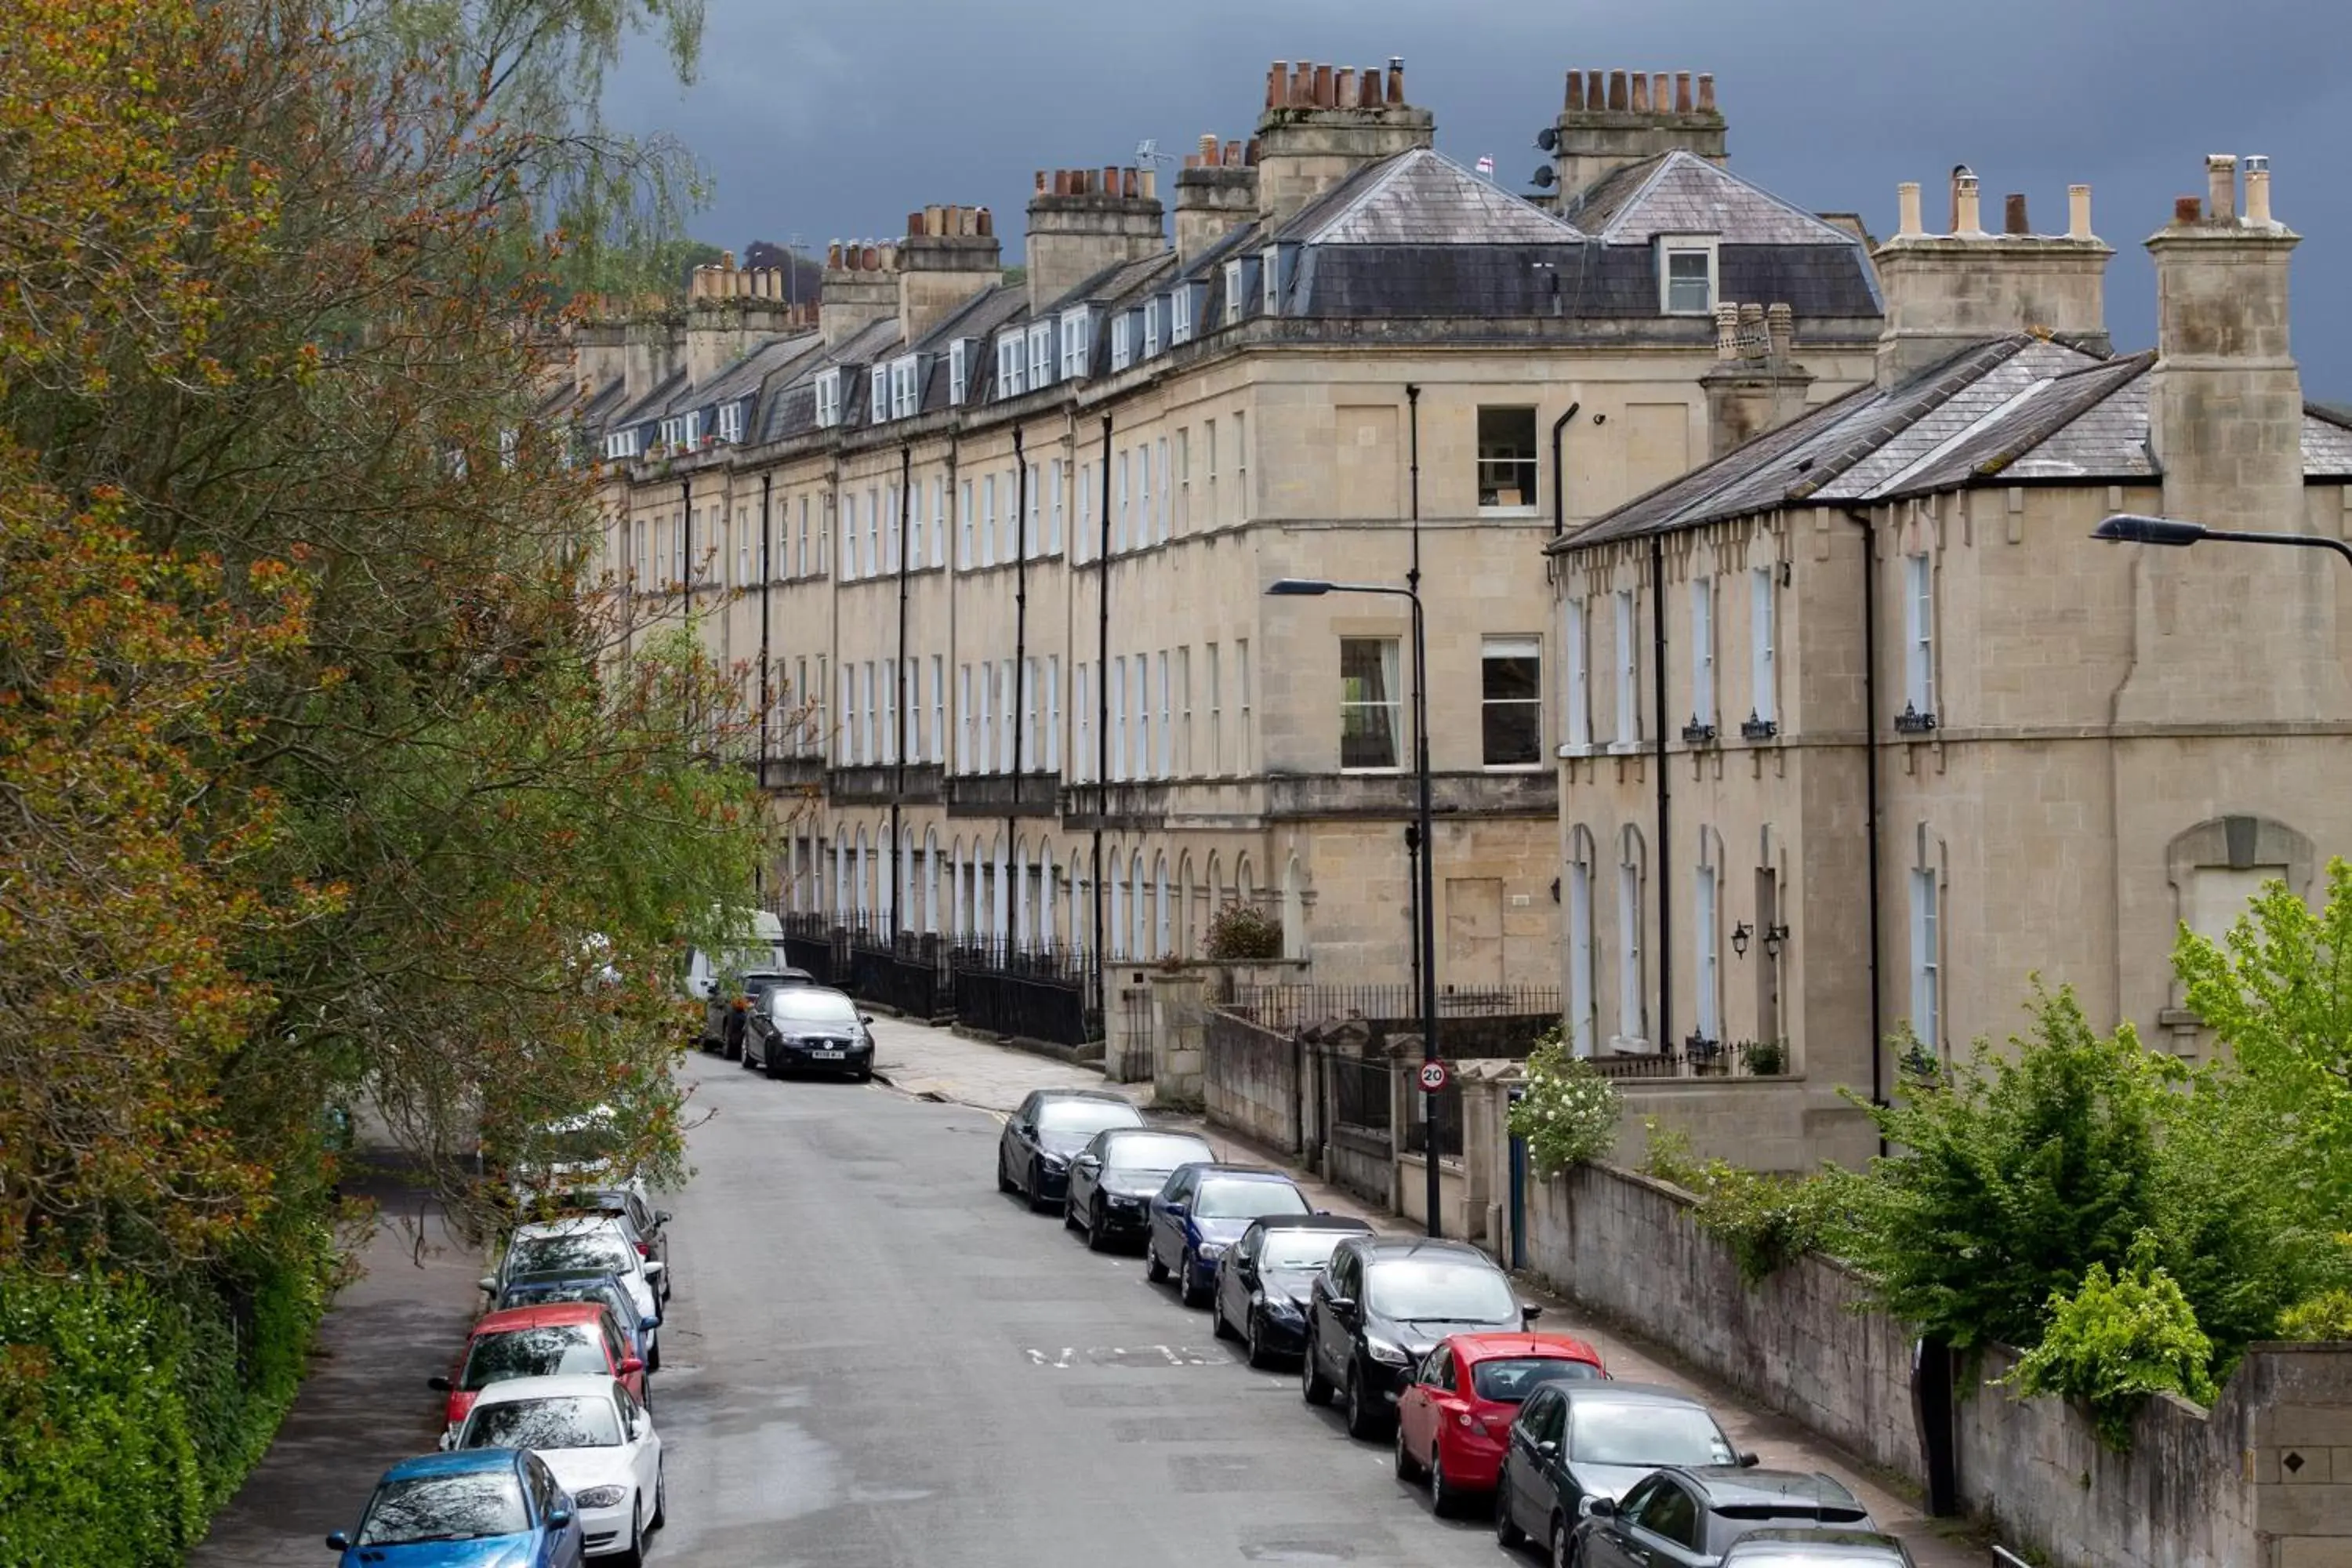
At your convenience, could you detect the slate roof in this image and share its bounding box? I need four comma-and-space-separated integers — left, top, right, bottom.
1283, 148, 1586, 245
1565, 151, 1858, 249
1557, 336, 2352, 554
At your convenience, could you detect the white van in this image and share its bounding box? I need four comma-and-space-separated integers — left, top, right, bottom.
684, 907, 789, 1001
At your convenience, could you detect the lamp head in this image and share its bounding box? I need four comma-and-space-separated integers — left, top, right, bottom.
2093, 514, 2208, 548
1265, 578, 1334, 597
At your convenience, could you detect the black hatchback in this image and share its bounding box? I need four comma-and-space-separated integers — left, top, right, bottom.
1576, 1468, 1878, 1567
1210, 1214, 1374, 1367
1495, 1381, 1755, 1566
996, 1090, 1145, 1212
1300, 1236, 1537, 1439
744, 985, 873, 1080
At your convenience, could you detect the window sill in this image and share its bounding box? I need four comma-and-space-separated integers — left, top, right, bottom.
1477, 506, 1541, 519
1556, 742, 1598, 759
1608, 1035, 1650, 1054
1482, 763, 1547, 774
1607, 741, 1645, 757
1338, 767, 1405, 777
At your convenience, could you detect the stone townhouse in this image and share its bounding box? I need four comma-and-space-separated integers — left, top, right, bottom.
574, 60, 1887, 999
1547, 158, 2352, 1169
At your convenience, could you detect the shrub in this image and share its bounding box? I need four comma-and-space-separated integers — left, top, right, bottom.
2003, 1240, 2217, 1451
2278, 1288, 2352, 1341
1508, 1030, 1622, 1175
1203, 901, 1283, 961
1642, 1123, 1835, 1284
1739, 1038, 1787, 1076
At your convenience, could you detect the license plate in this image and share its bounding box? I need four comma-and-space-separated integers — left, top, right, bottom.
811, 1050, 844, 1060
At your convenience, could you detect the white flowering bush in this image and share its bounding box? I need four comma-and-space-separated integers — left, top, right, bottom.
1508, 1027, 1622, 1175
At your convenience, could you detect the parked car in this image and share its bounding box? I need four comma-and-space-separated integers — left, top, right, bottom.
1393, 1331, 1607, 1516
529, 1186, 670, 1301
1301, 1235, 1538, 1439
495, 1271, 657, 1372
699, 967, 812, 1058
1576, 1468, 1878, 1567
1717, 1528, 1917, 1567
430, 1302, 647, 1432
683, 906, 788, 1002
451, 1375, 662, 1564
996, 1089, 1145, 1211
1494, 1381, 1753, 1565
1144, 1164, 1313, 1307
1063, 1127, 1218, 1250
1210, 1214, 1374, 1366
743, 984, 874, 1080
482, 1220, 664, 1369
327, 1448, 583, 1566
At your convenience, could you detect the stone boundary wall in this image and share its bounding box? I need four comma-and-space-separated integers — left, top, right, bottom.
1203, 1007, 1301, 1152
1523, 1160, 2352, 1568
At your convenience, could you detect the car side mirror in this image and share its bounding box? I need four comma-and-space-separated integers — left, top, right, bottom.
859, 1014, 875, 1025
427, 1374, 452, 1392
1738, 1450, 1762, 1468
1585, 1494, 1614, 1517
1328, 1295, 1358, 1323
1536, 1437, 1559, 1457
618, 1356, 644, 1376
477, 1276, 497, 1294
546, 1507, 573, 1530
641, 1316, 659, 1332
325, 1530, 351, 1551
437, 1428, 456, 1452
655, 1210, 672, 1226
1073, 1155, 1098, 1170
1163, 1200, 1188, 1215
1520, 1303, 1544, 1327
642, 1260, 665, 1278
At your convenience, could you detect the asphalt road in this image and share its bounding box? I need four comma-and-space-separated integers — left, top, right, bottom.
649, 1051, 1508, 1568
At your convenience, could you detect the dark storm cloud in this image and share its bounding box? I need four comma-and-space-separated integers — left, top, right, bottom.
604, 0, 2352, 397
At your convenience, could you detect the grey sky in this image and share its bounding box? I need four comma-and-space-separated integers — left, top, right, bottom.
605, 0, 2351, 399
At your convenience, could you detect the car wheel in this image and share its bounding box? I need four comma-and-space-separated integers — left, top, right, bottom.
855, 1066, 873, 1083
763, 1047, 786, 1080
646, 1334, 660, 1374
1144, 1240, 1169, 1283
1084, 1198, 1115, 1252
612, 1500, 644, 1568
997, 1150, 1018, 1196
1551, 1514, 1576, 1568
1246, 1308, 1277, 1370
649, 1461, 666, 1529
1211, 1290, 1236, 1340
1393, 1421, 1425, 1482
1178, 1248, 1210, 1307
1430, 1450, 1461, 1518
1300, 1333, 1334, 1406
1495, 1485, 1526, 1549
1344, 1362, 1386, 1441
1024, 1160, 1053, 1214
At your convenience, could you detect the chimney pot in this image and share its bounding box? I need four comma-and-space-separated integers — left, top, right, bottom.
1713, 303, 1740, 360
2003, 193, 2030, 235
1104, 165, 1120, 195
1200, 132, 1218, 163
1607, 69, 1630, 111
975, 207, 992, 237
1140, 168, 1156, 200
826, 241, 843, 268
2068, 183, 2093, 240
908, 209, 925, 237
1738, 302, 1768, 360
1896, 181, 1923, 238
1266, 61, 1286, 110
2245, 155, 2273, 226
926, 203, 946, 234
1565, 69, 1585, 111
1290, 63, 1310, 107
1955, 172, 1982, 236
1226, 140, 1245, 165
1123, 166, 1141, 199
721, 249, 735, 269
1766, 302, 1795, 358
1246, 136, 1260, 165
1313, 64, 1334, 108
1184, 153, 1200, 170
1386, 56, 1404, 104
2174, 194, 2202, 225
1675, 71, 1693, 113
1336, 67, 1358, 108
1629, 71, 1650, 113
1653, 73, 1671, 112
2206, 153, 2238, 221
1696, 72, 1715, 112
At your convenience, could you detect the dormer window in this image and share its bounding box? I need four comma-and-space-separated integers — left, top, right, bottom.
869, 367, 888, 423
681, 411, 700, 447
887, 354, 920, 420
948, 339, 971, 406
1261, 247, 1282, 315
1110, 314, 1132, 372
717, 401, 744, 443
1027, 322, 1053, 390
1657, 234, 1719, 315
1170, 288, 1192, 346
1141, 299, 1160, 360
814, 367, 843, 428
603, 428, 641, 462
658, 416, 683, 449
996, 330, 1026, 399
1223, 260, 1246, 325
1059, 309, 1091, 379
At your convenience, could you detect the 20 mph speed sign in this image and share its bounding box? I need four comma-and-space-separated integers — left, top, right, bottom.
1417, 1060, 1451, 1093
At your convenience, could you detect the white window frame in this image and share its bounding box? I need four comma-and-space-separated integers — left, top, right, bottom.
1223, 260, 1245, 325
1911, 866, 1941, 1051
1567, 852, 1595, 1056
1261, 247, 1282, 314
1690, 576, 1716, 731
1131, 657, 1149, 782
930, 479, 946, 567
1110, 314, 1133, 373
1059, 309, 1091, 380
929, 655, 945, 763
1613, 590, 1640, 750
1075, 662, 1092, 782
1750, 567, 1777, 731
1562, 596, 1592, 753
1110, 656, 1128, 782
1206, 643, 1221, 775
1481, 634, 1544, 768
717, 401, 743, 443
1338, 636, 1403, 774
1658, 234, 1720, 316
1045, 656, 1062, 773
1904, 552, 1936, 720
958, 480, 974, 567
869, 368, 888, 424
981, 474, 996, 568
1028, 323, 1053, 389
1048, 459, 1064, 554
996, 331, 1025, 399
814, 368, 843, 428
888, 354, 920, 419
1695, 858, 1720, 1043
1155, 651, 1171, 778
1175, 647, 1192, 775
1142, 300, 1160, 360
948, 339, 970, 406
1171, 287, 1193, 345
1154, 437, 1170, 543
1617, 848, 1645, 1047
604, 428, 641, 462
958, 664, 975, 772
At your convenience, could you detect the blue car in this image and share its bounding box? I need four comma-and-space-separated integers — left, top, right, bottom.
1145, 1163, 1315, 1308
328, 1449, 583, 1566
495, 1269, 658, 1371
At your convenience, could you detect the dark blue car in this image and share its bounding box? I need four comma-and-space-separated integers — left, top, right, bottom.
494, 1270, 657, 1370
328, 1448, 583, 1566
1145, 1163, 1314, 1308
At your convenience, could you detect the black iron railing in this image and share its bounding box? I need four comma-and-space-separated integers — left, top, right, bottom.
1330, 1054, 1394, 1135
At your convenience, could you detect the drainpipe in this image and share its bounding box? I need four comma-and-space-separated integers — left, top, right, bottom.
891, 445, 913, 944
1650, 530, 1672, 1058
1405, 385, 1424, 1006
758, 474, 774, 878
1549, 402, 1581, 539
1842, 508, 1889, 1153
1011, 425, 1030, 952
1093, 416, 1113, 1023
680, 476, 695, 738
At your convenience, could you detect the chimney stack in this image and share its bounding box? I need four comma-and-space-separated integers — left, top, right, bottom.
1548, 64, 1729, 202
898, 203, 1005, 343
1252, 55, 1435, 225
1177, 129, 1260, 264
1700, 299, 1813, 457
819, 237, 901, 348
1025, 165, 1166, 311
684, 252, 806, 386
1871, 169, 2113, 386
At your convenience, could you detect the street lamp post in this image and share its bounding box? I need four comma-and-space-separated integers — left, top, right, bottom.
1268, 576, 1443, 1238
2092, 513, 2352, 569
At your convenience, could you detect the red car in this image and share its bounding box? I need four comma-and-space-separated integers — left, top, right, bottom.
1394, 1331, 1607, 1514
427, 1301, 645, 1431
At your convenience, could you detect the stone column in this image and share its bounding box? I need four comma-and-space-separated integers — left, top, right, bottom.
1149, 970, 1207, 1106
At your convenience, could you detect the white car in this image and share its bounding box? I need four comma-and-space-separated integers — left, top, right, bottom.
452, 1374, 663, 1563
484, 1218, 666, 1368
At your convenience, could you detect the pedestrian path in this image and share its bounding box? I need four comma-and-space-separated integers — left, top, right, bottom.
866, 1015, 1985, 1567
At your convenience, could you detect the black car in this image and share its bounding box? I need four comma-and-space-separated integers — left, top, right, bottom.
996, 1090, 1146, 1212
1577, 1468, 1878, 1567
1301, 1236, 1537, 1439
702, 967, 813, 1058
1494, 1381, 1754, 1566
744, 985, 873, 1080
1211, 1214, 1374, 1367
1063, 1127, 1216, 1250
1718, 1528, 1916, 1567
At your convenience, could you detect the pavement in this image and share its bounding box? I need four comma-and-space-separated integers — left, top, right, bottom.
192, 1011, 1986, 1566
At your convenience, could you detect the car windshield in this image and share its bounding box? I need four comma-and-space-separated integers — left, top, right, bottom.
1104, 1134, 1214, 1175
463, 1394, 623, 1450
1364, 1259, 1517, 1322
511, 1235, 632, 1278
770, 991, 858, 1025
1472, 1356, 1602, 1401
713, 945, 784, 979
1036, 1099, 1144, 1136
1193, 1178, 1310, 1220
462, 1325, 608, 1388
354, 1472, 529, 1545
1258, 1229, 1355, 1272
1569, 1400, 1738, 1467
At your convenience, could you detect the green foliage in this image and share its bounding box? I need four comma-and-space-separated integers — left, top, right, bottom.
1641, 1123, 1837, 1284
2003, 1240, 2216, 1451
1739, 1038, 1787, 1076
1203, 901, 1283, 961
1509, 1031, 1622, 1175
2277, 1289, 2352, 1341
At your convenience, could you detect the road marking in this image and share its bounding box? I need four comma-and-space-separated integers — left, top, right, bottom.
1022, 1344, 1224, 1368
